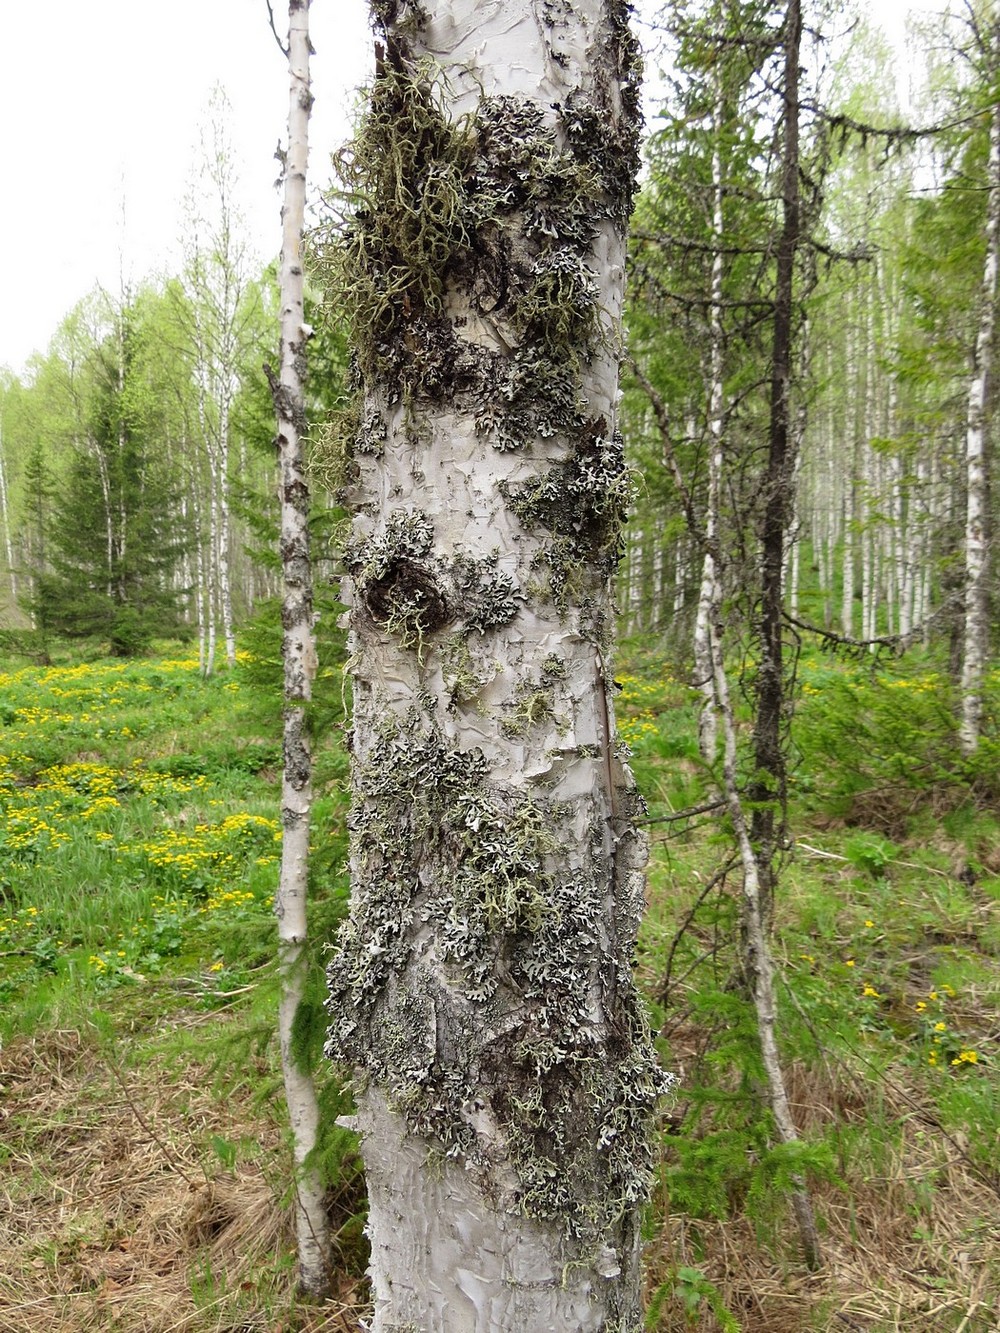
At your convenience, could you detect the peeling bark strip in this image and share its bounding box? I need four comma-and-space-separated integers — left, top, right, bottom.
323, 2, 670, 1327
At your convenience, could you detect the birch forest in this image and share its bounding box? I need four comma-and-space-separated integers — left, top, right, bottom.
0, 5, 996, 724
0, 1, 998, 1331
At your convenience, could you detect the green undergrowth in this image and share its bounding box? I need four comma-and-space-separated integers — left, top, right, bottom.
0, 639, 367, 1329
2, 635, 997, 1331
617, 637, 1000, 1332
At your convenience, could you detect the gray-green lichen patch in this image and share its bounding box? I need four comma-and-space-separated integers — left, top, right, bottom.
346, 516, 519, 653
318, 66, 620, 438
500, 418, 634, 608
325, 711, 672, 1242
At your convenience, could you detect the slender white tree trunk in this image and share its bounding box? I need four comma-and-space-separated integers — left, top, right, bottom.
693, 89, 725, 771
94, 441, 115, 596
0, 415, 17, 605
325, 3, 669, 1327
674, 537, 688, 615
959, 63, 1000, 753
269, 0, 328, 1297
217, 392, 238, 667
860, 273, 878, 644
842, 320, 857, 636
709, 610, 821, 1270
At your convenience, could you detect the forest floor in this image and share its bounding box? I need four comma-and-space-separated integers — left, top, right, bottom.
0, 641, 997, 1332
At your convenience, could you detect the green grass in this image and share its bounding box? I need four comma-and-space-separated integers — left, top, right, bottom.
0, 643, 366, 1333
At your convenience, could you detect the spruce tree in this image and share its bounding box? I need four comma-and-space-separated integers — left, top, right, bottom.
33, 299, 188, 655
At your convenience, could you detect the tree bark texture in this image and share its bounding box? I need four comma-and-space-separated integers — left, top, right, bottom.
693, 89, 726, 774
272, 0, 329, 1299
959, 37, 1000, 754
749, 0, 801, 929
323, 2, 670, 1328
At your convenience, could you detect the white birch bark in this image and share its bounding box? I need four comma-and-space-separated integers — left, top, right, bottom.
693, 90, 725, 771
841, 316, 857, 636
217, 393, 237, 667
959, 59, 1000, 753
674, 537, 688, 615
179, 108, 254, 673
325, 3, 669, 1327
860, 273, 877, 645
94, 439, 115, 595
785, 317, 808, 624
0, 414, 17, 605
709, 611, 821, 1270
270, 0, 328, 1297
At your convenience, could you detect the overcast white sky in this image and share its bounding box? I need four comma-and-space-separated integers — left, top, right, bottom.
0, 1, 943, 377
0, 0, 373, 375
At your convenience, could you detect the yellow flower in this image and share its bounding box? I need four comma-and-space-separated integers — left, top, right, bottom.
952, 1050, 978, 1066
845, 959, 856, 968
864, 919, 874, 928
934, 1022, 946, 1032
863, 985, 880, 998
210, 961, 224, 972
914, 1002, 927, 1012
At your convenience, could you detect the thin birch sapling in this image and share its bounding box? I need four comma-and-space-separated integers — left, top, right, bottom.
266, 0, 330, 1299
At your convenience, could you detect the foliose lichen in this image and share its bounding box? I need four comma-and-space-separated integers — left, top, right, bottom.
325, 712, 672, 1239
345, 517, 519, 653
500, 419, 634, 608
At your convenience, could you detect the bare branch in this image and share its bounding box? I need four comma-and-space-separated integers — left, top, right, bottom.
265, 0, 290, 57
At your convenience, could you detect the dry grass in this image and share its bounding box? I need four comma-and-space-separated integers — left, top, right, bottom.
0, 1028, 370, 1333
644, 1055, 1000, 1332
4, 1022, 995, 1331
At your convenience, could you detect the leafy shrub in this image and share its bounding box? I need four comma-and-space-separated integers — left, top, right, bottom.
795, 656, 999, 833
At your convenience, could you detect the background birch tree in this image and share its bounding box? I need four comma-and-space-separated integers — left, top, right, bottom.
959, 8, 1000, 754
320, 0, 670, 1326
175, 93, 267, 675
267, 0, 330, 1299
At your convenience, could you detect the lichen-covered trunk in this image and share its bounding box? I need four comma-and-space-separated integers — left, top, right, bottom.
324, 2, 669, 1328
270, 0, 328, 1298
959, 64, 1000, 754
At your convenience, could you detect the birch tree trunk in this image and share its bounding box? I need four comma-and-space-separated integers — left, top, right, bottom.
842, 312, 857, 637
324, 3, 669, 1327
693, 89, 726, 772
0, 413, 17, 606
959, 46, 1000, 753
708, 606, 822, 1271
269, 0, 328, 1298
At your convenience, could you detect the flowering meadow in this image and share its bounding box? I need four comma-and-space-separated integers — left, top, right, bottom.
0, 653, 292, 1016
